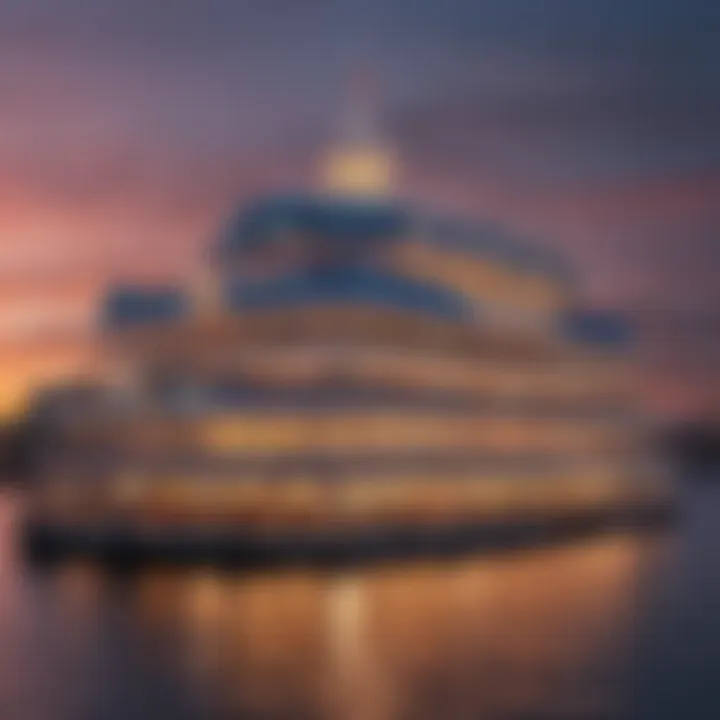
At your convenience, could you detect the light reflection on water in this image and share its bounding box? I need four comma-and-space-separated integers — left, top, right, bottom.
0, 490, 680, 720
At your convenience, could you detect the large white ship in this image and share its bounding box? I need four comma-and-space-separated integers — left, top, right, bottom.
23, 89, 674, 559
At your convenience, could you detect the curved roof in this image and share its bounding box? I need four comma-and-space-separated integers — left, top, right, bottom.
225, 267, 474, 320
216, 194, 410, 257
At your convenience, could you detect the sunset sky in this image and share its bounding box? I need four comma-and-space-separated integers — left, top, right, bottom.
0, 0, 718, 419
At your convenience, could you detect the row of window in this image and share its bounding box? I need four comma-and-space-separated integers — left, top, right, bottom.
40, 467, 649, 524
116, 310, 626, 373
163, 414, 636, 455
227, 349, 632, 401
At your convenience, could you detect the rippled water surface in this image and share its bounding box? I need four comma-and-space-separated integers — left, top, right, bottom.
1, 483, 719, 720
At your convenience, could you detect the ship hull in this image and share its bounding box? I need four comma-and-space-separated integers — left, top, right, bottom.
23, 499, 675, 566
23, 458, 675, 565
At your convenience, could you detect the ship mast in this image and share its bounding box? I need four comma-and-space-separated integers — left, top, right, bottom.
319, 68, 397, 198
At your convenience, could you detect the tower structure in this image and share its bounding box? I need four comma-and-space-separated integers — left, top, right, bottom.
319, 69, 397, 198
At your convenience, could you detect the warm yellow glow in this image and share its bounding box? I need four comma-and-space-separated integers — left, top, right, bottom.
0, 382, 28, 419
321, 146, 395, 197
193, 413, 628, 455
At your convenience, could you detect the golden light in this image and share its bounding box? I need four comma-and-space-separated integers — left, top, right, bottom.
321, 147, 396, 197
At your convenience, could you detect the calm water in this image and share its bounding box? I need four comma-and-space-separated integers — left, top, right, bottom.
0, 484, 719, 720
